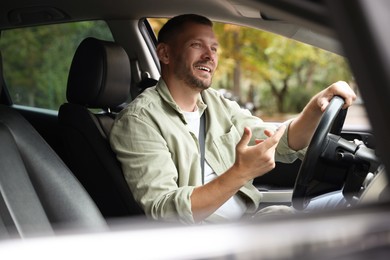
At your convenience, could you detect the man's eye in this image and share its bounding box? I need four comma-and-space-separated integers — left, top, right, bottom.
191, 42, 202, 48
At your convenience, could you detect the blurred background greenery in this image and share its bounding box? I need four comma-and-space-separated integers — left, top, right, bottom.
150, 19, 353, 120
1, 19, 353, 121
0, 21, 112, 110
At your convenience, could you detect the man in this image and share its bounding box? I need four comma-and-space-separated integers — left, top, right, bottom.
110, 14, 356, 224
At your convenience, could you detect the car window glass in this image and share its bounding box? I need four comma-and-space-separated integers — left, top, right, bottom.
0, 21, 113, 110
148, 18, 370, 128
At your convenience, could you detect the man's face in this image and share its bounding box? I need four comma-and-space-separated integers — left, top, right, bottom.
170, 23, 219, 90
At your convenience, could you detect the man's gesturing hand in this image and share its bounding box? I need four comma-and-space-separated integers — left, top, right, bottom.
233, 125, 286, 181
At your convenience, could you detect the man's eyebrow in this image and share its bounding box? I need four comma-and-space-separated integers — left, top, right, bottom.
191, 38, 219, 45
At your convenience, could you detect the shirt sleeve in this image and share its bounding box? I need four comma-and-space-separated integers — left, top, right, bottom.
110, 113, 196, 224
275, 119, 307, 163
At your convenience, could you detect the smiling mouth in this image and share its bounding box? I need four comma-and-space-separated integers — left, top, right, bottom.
195, 65, 211, 73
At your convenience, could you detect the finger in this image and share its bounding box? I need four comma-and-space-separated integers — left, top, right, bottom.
342, 100, 352, 110
318, 98, 330, 112
255, 127, 279, 145
255, 139, 264, 145
328, 81, 357, 109
263, 129, 274, 137
321, 101, 329, 112
261, 125, 286, 149
237, 127, 252, 149
342, 92, 357, 109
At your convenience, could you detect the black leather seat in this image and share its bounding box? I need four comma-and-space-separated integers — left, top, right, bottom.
0, 52, 107, 238
58, 37, 143, 218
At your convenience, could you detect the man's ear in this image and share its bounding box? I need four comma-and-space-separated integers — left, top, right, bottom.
156, 43, 170, 64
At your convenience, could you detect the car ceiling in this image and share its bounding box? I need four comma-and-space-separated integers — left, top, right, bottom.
0, 0, 343, 55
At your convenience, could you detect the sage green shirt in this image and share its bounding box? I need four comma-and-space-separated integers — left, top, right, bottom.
110, 79, 305, 224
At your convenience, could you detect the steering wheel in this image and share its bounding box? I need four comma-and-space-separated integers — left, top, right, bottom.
292, 96, 347, 210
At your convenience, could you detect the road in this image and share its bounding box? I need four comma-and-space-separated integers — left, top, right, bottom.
345, 103, 371, 127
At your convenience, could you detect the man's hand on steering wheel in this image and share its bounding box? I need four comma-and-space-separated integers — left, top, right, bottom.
286, 81, 357, 153
316, 81, 357, 112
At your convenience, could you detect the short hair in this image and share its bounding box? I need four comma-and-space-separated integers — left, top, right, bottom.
157, 14, 213, 44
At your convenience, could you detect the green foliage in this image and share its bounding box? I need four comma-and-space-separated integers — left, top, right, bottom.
0, 21, 113, 109
212, 22, 353, 116
1, 18, 353, 116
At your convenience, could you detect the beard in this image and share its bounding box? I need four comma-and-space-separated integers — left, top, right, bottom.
184, 71, 212, 90
174, 57, 213, 90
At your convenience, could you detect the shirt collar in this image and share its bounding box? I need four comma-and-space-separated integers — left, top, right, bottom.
156, 78, 207, 118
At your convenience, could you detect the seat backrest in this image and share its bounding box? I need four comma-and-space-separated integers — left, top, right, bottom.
0, 52, 107, 239
58, 37, 143, 218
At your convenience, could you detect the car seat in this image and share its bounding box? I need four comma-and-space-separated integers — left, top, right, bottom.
0, 52, 107, 238
58, 37, 143, 218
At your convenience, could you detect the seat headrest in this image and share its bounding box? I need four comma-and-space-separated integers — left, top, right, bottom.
67, 37, 131, 108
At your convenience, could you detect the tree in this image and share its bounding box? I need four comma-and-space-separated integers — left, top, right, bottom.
0, 21, 113, 109
212, 22, 352, 115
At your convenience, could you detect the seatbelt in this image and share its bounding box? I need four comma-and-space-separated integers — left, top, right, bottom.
199, 112, 206, 184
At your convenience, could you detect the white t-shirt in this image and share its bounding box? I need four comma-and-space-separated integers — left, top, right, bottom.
183, 109, 247, 220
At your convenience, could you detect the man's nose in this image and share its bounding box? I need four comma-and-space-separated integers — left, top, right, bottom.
202, 47, 216, 62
